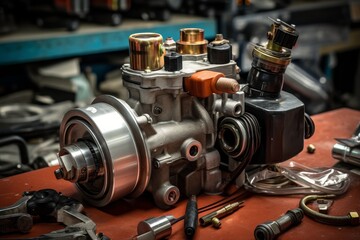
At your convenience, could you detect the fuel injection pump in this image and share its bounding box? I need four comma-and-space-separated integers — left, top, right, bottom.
54, 19, 314, 209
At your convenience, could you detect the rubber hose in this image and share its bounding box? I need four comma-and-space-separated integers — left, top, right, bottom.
299, 194, 358, 226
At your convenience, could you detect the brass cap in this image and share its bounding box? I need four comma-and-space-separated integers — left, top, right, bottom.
129, 33, 165, 71
176, 28, 208, 55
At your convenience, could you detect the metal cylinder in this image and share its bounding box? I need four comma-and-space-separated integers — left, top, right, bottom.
176, 28, 208, 55
129, 32, 165, 71
137, 215, 175, 240
332, 143, 360, 167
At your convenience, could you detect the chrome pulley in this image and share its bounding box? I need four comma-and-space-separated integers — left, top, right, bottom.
54, 95, 151, 207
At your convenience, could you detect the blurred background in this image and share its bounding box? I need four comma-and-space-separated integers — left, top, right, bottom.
0, 0, 359, 176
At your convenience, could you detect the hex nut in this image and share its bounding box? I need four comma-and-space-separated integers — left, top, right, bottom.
267, 221, 281, 236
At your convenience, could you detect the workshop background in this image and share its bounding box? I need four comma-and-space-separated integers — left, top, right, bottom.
0, 0, 359, 195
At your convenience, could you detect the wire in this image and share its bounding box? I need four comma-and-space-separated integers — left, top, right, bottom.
172, 189, 249, 225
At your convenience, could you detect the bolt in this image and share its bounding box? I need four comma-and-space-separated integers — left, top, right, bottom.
153, 106, 162, 115
153, 160, 161, 169
215, 34, 224, 41
54, 168, 64, 179
145, 67, 151, 73
307, 144, 316, 154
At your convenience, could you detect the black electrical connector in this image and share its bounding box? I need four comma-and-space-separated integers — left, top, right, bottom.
184, 195, 198, 239
254, 208, 304, 240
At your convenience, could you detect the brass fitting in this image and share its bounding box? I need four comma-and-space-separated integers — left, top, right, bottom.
129, 33, 165, 71
199, 201, 244, 227
176, 28, 208, 55
211, 217, 221, 228
349, 212, 359, 226
307, 144, 316, 154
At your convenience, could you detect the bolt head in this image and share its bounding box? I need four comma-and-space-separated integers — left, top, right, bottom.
54, 168, 64, 179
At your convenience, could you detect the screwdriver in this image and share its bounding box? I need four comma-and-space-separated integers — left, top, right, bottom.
184, 195, 198, 239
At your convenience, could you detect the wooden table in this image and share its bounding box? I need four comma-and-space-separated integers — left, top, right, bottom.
0, 108, 359, 240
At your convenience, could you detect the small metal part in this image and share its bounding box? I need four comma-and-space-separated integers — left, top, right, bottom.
184, 195, 198, 238
135, 215, 175, 240
254, 208, 304, 240
199, 201, 244, 227
129, 32, 165, 71
307, 144, 316, 154
163, 37, 176, 52
153, 106, 163, 115
316, 199, 333, 214
349, 212, 360, 226
207, 34, 232, 64
211, 217, 221, 228
56, 141, 102, 183
164, 52, 182, 72
176, 28, 208, 55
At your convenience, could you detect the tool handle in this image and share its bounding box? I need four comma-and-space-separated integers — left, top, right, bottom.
0, 213, 33, 234
184, 195, 198, 238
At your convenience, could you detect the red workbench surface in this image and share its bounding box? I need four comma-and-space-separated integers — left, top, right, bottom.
0, 108, 360, 240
